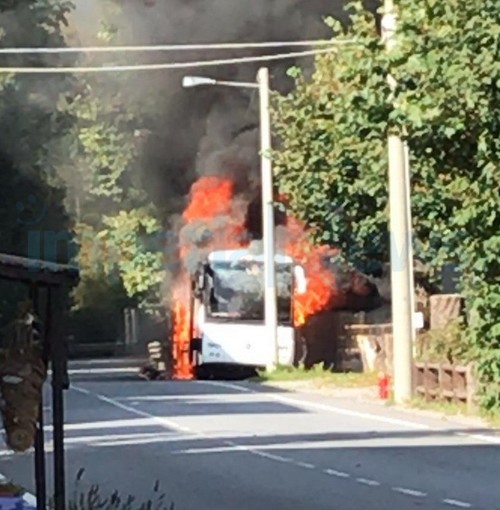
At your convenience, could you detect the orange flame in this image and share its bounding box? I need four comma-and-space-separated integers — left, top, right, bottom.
179, 176, 247, 259
172, 299, 193, 380
171, 176, 343, 376
183, 176, 234, 222
172, 176, 248, 379
285, 217, 341, 327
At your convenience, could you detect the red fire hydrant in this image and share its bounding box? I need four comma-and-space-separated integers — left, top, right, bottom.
378, 373, 391, 400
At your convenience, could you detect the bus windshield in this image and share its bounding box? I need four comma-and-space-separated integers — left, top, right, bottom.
206, 260, 292, 324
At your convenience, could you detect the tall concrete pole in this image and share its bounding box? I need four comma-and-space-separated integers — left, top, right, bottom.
382, 0, 414, 403
257, 67, 279, 370
404, 141, 417, 350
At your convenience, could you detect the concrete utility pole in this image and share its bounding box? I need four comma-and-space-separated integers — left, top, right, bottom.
404, 141, 417, 351
382, 0, 414, 403
257, 67, 279, 370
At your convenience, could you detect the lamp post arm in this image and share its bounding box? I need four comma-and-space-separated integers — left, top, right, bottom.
214, 79, 259, 89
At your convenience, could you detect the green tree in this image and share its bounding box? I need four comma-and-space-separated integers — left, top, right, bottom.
394, 0, 500, 411
272, 22, 390, 273
0, 0, 75, 260
54, 1, 165, 310
0, 0, 76, 330
272, 0, 499, 411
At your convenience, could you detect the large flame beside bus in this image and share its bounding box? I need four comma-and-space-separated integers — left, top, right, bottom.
171, 176, 340, 378
172, 176, 248, 378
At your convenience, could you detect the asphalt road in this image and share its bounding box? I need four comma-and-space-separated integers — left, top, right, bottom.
1, 360, 500, 510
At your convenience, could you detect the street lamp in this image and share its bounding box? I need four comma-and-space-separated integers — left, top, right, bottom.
182, 76, 217, 88
182, 68, 279, 370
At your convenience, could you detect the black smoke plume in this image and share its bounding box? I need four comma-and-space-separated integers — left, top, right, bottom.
70, 0, 379, 292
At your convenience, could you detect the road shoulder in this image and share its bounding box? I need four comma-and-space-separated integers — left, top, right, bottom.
241, 379, 499, 434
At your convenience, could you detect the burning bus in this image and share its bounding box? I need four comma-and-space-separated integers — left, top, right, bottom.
137, 176, 339, 381
186, 247, 307, 377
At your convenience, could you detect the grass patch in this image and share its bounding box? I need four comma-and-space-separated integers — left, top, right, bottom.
389, 396, 500, 429
408, 396, 468, 416
482, 410, 500, 428
251, 364, 378, 388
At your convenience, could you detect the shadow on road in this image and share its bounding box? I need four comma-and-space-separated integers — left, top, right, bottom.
3, 366, 500, 510
5, 429, 500, 510
66, 358, 260, 383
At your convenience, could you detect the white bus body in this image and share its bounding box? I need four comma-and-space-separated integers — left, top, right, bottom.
190, 248, 306, 371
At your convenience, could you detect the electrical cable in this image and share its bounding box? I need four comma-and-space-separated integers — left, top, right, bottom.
0, 47, 339, 74
0, 39, 356, 55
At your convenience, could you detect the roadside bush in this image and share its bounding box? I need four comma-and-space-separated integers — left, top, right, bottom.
415, 319, 473, 365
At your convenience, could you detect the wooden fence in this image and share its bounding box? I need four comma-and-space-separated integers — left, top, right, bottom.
413, 362, 477, 412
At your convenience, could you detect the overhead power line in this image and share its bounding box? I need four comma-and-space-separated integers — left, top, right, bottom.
0, 39, 355, 55
0, 47, 339, 74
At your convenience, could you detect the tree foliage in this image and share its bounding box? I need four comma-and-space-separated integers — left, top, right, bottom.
0, 1, 165, 342
0, 0, 75, 329
272, 0, 499, 411
53, 1, 165, 309
0, 0, 74, 257
272, 9, 392, 274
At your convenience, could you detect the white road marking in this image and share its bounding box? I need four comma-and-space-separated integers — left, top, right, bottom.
75, 386, 91, 394
45, 418, 159, 431
199, 381, 500, 444
69, 359, 143, 366
73, 384, 364, 482
454, 431, 500, 445
247, 450, 293, 464
175, 445, 255, 455
294, 461, 315, 469
443, 499, 472, 508
73, 386, 193, 434
175, 442, 307, 468
199, 381, 430, 430
117, 395, 233, 402
201, 381, 253, 393
59, 431, 178, 443
324, 469, 350, 478
71, 383, 484, 510
172, 444, 289, 464
72, 385, 306, 470
356, 478, 380, 487
67, 367, 138, 375
393, 487, 427, 497
91, 435, 195, 447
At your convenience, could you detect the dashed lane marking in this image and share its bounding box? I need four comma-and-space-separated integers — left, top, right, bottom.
324, 469, 350, 478
72, 384, 479, 509
199, 380, 500, 445
393, 487, 427, 497
443, 499, 472, 508
356, 478, 381, 487
294, 461, 315, 469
